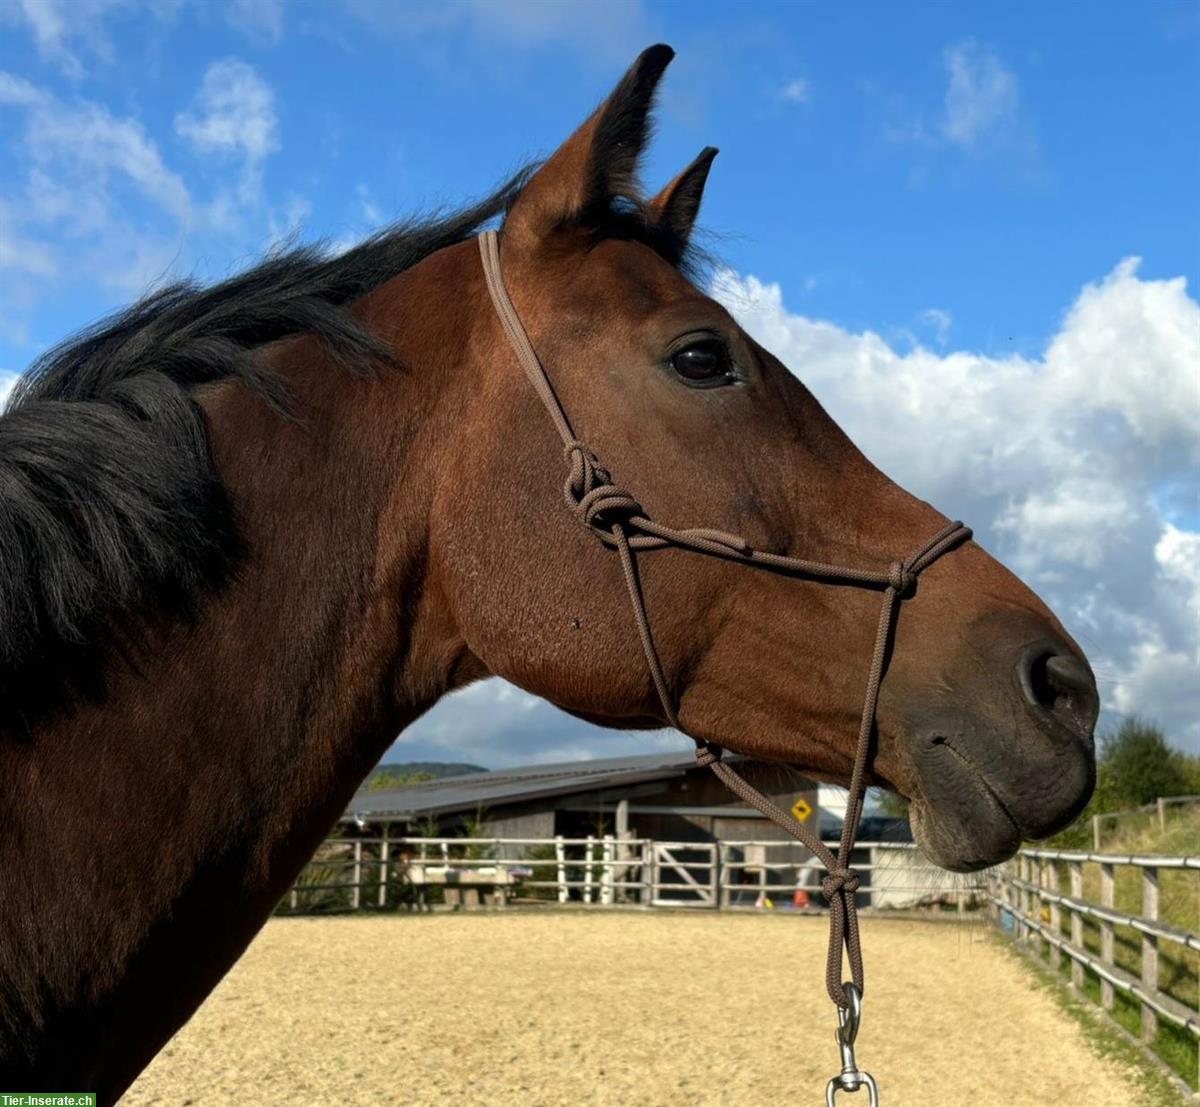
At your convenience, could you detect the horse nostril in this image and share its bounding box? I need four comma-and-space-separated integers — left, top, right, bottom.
1020, 649, 1099, 743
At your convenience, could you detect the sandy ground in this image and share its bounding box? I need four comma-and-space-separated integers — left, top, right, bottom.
124, 912, 1151, 1106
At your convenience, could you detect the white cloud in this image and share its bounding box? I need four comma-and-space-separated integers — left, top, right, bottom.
0, 72, 190, 222
884, 40, 1033, 166
389, 678, 690, 769
2, 0, 177, 80
14, 0, 80, 77
0, 65, 285, 322
1111, 638, 1197, 726
224, 0, 284, 44
356, 183, 383, 227
0, 63, 278, 342
0, 72, 192, 309
712, 259, 1200, 748
994, 478, 1136, 570
0, 370, 21, 409
266, 192, 313, 249
1157, 525, 1200, 602
0, 70, 42, 108
779, 78, 811, 104
919, 307, 952, 347
394, 257, 1198, 768
6, 0, 93, 79
1044, 258, 1199, 454
941, 40, 1019, 148
0, 201, 57, 278
175, 59, 279, 213
176, 59, 279, 174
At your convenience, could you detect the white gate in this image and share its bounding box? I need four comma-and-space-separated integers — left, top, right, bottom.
649, 842, 717, 906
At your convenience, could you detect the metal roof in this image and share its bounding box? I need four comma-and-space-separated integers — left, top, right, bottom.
345, 748, 710, 821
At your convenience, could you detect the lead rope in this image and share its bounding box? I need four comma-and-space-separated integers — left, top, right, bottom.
478, 230, 970, 1101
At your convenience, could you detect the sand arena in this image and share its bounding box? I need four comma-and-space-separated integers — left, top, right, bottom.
125, 912, 1156, 1106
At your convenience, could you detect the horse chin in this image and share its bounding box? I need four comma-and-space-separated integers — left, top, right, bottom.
908, 791, 1023, 874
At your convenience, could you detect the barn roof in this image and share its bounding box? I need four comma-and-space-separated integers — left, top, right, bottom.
344, 748, 716, 823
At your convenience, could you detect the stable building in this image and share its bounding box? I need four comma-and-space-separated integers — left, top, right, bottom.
342, 749, 823, 843
335, 751, 921, 910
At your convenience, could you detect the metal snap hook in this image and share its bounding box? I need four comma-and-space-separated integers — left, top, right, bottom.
825, 983, 880, 1105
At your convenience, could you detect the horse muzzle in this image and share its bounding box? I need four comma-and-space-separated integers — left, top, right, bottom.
899, 611, 1099, 872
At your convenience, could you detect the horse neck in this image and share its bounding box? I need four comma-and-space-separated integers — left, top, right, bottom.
0, 245, 488, 1087
152, 253, 487, 881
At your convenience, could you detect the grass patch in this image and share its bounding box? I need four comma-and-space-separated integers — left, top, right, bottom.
992, 929, 1194, 1107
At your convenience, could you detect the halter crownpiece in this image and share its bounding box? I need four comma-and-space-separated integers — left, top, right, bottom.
478, 229, 971, 1097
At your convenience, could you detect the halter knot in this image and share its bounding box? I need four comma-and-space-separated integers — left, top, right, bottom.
887, 561, 917, 596
694, 742, 722, 768
822, 868, 861, 901
563, 441, 645, 535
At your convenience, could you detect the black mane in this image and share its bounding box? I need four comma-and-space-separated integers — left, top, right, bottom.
0, 172, 530, 729
0, 163, 703, 730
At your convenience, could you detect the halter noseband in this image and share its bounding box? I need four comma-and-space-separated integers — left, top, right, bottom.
478, 228, 970, 1092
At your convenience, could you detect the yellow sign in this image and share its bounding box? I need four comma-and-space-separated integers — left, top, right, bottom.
790, 796, 813, 823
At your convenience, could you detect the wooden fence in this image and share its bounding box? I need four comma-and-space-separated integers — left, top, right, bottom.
989, 847, 1200, 1091
282, 834, 983, 915
1091, 795, 1200, 850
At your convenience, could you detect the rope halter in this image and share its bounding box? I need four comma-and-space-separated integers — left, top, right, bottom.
477, 228, 971, 1098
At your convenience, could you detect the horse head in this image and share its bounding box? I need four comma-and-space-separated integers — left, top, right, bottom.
434, 46, 1097, 872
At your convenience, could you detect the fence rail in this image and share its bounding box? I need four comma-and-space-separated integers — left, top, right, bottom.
283, 834, 982, 915
1091, 795, 1200, 850
989, 846, 1200, 1093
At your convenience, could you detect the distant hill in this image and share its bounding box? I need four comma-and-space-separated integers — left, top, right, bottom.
362, 761, 488, 791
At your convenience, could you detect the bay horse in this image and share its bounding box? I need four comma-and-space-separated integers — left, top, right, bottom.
0, 46, 1096, 1098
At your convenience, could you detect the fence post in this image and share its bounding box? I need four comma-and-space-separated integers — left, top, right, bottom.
583, 835, 595, 905
1142, 864, 1159, 1043
1092, 814, 1102, 851
1016, 855, 1028, 944
710, 842, 720, 909
1033, 857, 1046, 960
641, 839, 654, 906
1068, 860, 1084, 990
1099, 862, 1115, 1011
555, 836, 567, 903
1047, 860, 1062, 973
1032, 856, 1043, 950
1157, 797, 1167, 833
494, 838, 508, 909
995, 864, 1009, 927
351, 839, 362, 911
378, 834, 390, 909
600, 836, 614, 906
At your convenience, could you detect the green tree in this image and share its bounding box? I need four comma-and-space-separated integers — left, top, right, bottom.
363, 768, 434, 791
458, 805, 494, 860
1048, 718, 1192, 848
1102, 717, 1188, 807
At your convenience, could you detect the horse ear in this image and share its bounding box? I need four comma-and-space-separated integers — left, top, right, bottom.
647, 146, 718, 262
504, 44, 675, 246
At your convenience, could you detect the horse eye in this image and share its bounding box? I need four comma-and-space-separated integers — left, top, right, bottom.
670, 340, 734, 387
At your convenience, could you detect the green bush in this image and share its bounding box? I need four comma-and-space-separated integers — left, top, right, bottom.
1050, 718, 1195, 848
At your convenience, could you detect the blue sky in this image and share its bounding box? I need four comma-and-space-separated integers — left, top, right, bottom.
1, 0, 1197, 768
3, 0, 1197, 362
